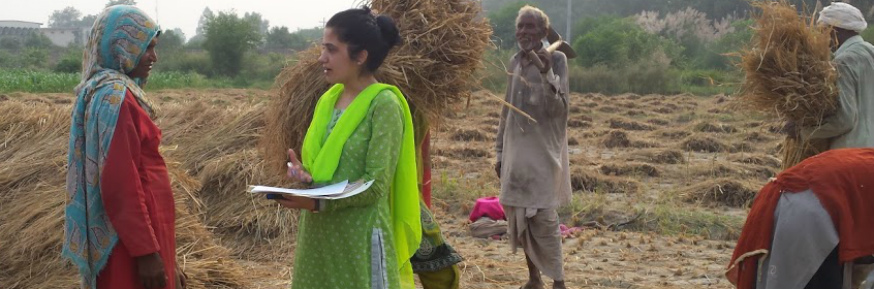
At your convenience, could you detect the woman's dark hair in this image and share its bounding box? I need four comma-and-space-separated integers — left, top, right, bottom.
326, 6, 401, 73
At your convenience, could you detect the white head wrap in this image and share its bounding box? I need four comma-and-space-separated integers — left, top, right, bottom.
818, 2, 868, 32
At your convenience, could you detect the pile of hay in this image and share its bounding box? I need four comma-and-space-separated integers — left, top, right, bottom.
570, 168, 640, 194
156, 100, 298, 258
600, 163, 660, 177
608, 118, 655, 131
263, 0, 492, 172
0, 99, 252, 288
681, 135, 729, 153
627, 149, 687, 164
680, 178, 759, 208
737, 1, 838, 168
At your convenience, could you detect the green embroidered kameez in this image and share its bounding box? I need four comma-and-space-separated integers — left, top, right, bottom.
292, 91, 405, 289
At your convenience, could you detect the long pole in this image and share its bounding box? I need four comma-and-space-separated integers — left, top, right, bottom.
566, 0, 571, 41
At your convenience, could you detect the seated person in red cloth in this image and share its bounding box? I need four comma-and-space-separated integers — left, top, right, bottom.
726, 148, 874, 289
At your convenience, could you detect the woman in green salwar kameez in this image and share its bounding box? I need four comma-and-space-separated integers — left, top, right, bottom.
275, 7, 421, 289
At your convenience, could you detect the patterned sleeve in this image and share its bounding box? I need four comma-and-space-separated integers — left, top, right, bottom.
322, 91, 404, 212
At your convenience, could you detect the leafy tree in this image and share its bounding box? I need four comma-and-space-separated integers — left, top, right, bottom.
697, 19, 753, 69
48, 7, 83, 28
196, 8, 214, 37
488, 1, 529, 49
158, 29, 185, 52
294, 27, 325, 43
265, 26, 308, 51
483, 0, 751, 29
169, 28, 186, 42
106, 0, 137, 7
20, 48, 49, 70
80, 14, 98, 28
244, 12, 270, 37
24, 32, 54, 49
572, 16, 680, 67
203, 11, 261, 76
55, 48, 83, 73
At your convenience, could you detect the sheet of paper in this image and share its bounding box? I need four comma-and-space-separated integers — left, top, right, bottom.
249, 180, 349, 196
320, 180, 374, 200
248, 180, 374, 200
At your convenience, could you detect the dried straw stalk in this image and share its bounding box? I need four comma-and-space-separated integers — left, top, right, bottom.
737, 1, 838, 169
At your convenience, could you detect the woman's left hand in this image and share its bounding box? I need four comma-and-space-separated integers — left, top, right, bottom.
175, 265, 187, 289
274, 195, 317, 211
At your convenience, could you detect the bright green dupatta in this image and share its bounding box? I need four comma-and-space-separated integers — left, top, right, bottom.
301, 83, 422, 288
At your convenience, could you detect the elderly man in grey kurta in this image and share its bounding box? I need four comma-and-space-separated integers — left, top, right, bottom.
799, 2, 874, 148
494, 5, 572, 289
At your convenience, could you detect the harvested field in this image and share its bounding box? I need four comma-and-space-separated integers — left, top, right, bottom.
1, 87, 783, 288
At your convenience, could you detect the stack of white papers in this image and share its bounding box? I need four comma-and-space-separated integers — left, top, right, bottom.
248, 180, 374, 200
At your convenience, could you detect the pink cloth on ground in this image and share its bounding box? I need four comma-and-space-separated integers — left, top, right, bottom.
560, 224, 583, 237
469, 196, 506, 222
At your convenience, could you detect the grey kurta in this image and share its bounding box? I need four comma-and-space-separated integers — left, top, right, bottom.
495, 48, 572, 209
802, 36, 874, 148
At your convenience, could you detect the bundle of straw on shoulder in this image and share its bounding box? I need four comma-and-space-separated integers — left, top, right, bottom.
262, 0, 492, 173
738, 1, 839, 169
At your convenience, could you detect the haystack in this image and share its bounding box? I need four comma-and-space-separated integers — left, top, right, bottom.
156, 100, 296, 258
0, 100, 252, 288
680, 178, 759, 208
263, 0, 492, 172
737, 1, 838, 168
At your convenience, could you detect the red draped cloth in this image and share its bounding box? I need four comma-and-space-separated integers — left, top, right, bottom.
97, 92, 176, 289
727, 148, 874, 289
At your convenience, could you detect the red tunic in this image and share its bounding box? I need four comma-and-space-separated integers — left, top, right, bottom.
421, 132, 432, 208
97, 92, 176, 289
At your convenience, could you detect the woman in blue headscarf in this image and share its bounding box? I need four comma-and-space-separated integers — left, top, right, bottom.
63, 5, 184, 289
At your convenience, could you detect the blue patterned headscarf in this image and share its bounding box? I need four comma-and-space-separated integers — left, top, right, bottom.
63, 5, 160, 289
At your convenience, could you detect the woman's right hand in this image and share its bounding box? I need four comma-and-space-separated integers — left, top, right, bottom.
287, 149, 313, 183
135, 253, 167, 289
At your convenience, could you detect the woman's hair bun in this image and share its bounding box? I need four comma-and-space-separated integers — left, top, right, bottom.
376, 15, 400, 48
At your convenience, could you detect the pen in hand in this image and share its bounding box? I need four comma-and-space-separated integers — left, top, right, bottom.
286, 149, 313, 183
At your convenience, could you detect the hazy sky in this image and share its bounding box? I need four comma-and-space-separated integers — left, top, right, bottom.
1, 0, 364, 39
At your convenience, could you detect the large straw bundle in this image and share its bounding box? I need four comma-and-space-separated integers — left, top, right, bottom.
737, 1, 838, 168
263, 0, 492, 172
158, 100, 296, 258
0, 99, 252, 289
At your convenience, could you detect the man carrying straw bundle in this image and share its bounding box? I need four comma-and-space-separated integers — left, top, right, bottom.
494, 5, 571, 289
726, 148, 874, 289
790, 2, 874, 150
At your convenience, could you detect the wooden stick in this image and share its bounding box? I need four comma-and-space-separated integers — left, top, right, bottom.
483, 91, 537, 123
527, 50, 545, 71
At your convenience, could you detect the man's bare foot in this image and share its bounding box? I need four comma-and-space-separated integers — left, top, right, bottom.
553, 280, 568, 289
521, 280, 545, 289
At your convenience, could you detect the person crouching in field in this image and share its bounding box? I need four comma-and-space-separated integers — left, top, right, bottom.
494, 5, 571, 289
727, 148, 874, 289
63, 5, 186, 289
791, 3, 874, 149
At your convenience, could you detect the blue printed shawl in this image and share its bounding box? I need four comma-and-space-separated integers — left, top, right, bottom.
63, 5, 160, 289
